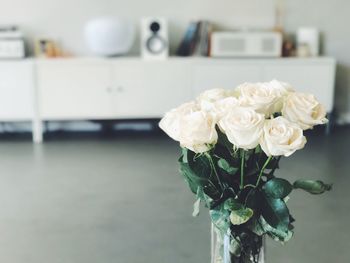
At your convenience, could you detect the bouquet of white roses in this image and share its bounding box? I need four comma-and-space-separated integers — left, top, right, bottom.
159, 80, 331, 263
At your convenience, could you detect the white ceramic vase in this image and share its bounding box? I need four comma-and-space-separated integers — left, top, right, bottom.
84, 17, 135, 56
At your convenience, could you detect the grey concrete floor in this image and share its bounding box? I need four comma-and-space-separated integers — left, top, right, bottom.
0, 128, 348, 263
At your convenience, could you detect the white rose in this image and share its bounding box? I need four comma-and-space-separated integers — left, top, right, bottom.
268, 79, 295, 96
260, 116, 307, 157
159, 101, 197, 142
218, 107, 265, 150
282, 92, 328, 130
267, 79, 295, 112
197, 88, 232, 112
213, 97, 239, 119
159, 101, 218, 153
236, 82, 281, 116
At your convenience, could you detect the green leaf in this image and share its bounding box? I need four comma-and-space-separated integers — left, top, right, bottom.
192, 198, 201, 217
210, 204, 230, 236
224, 198, 240, 211
196, 187, 213, 207
181, 147, 189, 163
248, 217, 266, 236
255, 145, 262, 154
230, 238, 242, 256
230, 207, 254, 225
244, 189, 262, 212
261, 194, 290, 232
248, 216, 293, 242
217, 158, 238, 175
263, 178, 293, 199
258, 216, 293, 243
224, 198, 254, 225
179, 162, 205, 194
190, 154, 211, 178
293, 179, 332, 195
179, 149, 221, 199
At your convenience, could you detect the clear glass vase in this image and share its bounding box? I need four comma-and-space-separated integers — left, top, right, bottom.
211, 224, 265, 263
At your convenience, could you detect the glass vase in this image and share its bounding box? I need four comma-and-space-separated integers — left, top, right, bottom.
211, 224, 265, 263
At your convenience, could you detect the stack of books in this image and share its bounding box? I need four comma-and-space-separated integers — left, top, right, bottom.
176, 21, 212, 57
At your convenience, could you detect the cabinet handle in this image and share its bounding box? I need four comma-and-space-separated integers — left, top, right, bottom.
116, 86, 124, 92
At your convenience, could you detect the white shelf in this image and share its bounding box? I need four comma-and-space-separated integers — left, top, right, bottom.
0, 56, 337, 142
31, 56, 335, 63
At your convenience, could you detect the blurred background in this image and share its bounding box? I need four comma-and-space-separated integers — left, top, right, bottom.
0, 0, 348, 262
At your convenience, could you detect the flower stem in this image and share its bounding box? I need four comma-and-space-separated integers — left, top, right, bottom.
240, 150, 245, 190
243, 184, 256, 189
269, 156, 281, 176
205, 153, 224, 190
255, 156, 273, 187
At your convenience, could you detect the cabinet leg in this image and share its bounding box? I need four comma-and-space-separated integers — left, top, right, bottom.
32, 120, 43, 143
325, 112, 334, 135
325, 122, 331, 135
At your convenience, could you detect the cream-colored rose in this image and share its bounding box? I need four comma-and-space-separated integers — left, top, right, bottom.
218, 107, 265, 150
260, 116, 306, 157
159, 101, 197, 142
267, 79, 295, 112
282, 92, 328, 130
197, 88, 235, 112
159, 101, 218, 153
213, 97, 239, 118
236, 82, 281, 116
268, 79, 295, 96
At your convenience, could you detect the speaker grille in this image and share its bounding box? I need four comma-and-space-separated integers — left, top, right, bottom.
219, 38, 245, 52
262, 38, 276, 52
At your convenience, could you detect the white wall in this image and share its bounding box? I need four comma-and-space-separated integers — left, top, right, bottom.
0, 0, 275, 55
282, 0, 350, 123
0, 0, 349, 121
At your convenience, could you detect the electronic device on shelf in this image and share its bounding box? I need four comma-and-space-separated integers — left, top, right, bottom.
0, 26, 25, 59
140, 17, 168, 60
297, 27, 319, 57
210, 31, 282, 58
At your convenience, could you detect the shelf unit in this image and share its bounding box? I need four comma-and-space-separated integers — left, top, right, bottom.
0, 57, 336, 142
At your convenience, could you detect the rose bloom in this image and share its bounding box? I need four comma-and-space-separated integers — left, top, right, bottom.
218, 107, 265, 150
282, 92, 328, 130
236, 82, 282, 116
159, 101, 218, 153
260, 116, 307, 157
213, 97, 239, 119
267, 79, 295, 112
197, 88, 233, 112
268, 79, 295, 96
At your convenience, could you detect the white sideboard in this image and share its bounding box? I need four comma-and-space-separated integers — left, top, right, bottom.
192, 58, 336, 112
36, 58, 192, 120
0, 57, 336, 142
0, 61, 34, 120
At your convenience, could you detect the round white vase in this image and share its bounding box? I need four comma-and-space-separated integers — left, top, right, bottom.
84, 17, 135, 56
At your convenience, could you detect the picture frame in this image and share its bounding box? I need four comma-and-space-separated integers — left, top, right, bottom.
34, 38, 62, 58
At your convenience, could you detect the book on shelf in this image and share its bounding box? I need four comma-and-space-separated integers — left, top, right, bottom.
176, 20, 212, 57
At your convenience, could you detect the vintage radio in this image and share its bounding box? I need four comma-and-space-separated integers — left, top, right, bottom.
210, 31, 282, 58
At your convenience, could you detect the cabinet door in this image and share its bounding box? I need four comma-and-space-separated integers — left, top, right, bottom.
193, 62, 262, 96
263, 62, 335, 112
111, 61, 191, 118
37, 60, 112, 119
0, 61, 34, 120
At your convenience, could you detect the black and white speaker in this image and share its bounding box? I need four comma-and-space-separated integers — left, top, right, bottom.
141, 17, 168, 59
